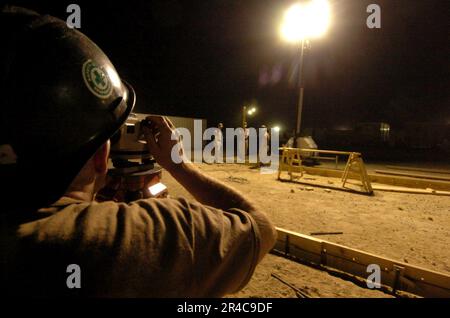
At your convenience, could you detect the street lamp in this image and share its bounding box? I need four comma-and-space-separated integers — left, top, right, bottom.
280, 0, 331, 139
242, 105, 257, 128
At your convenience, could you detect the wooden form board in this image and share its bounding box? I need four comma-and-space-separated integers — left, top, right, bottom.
372, 184, 450, 196
279, 147, 359, 156
273, 227, 450, 298
369, 172, 450, 191
375, 169, 450, 182
279, 164, 450, 192
385, 165, 450, 175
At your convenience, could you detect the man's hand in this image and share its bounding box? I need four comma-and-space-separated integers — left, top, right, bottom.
142, 115, 185, 172
142, 115, 276, 262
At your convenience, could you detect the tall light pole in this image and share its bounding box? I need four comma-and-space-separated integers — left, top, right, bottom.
296, 39, 306, 137
280, 0, 331, 139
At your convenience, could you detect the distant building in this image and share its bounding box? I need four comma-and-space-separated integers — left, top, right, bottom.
135, 113, 207, 158
354, 122, 390, 146
402, 122, 448, 149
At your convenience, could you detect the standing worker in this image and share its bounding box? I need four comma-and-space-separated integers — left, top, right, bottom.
213, 122, 224, 163
244, 122, 250, 159
258, 125, 270, 166
0, 6, 276, 297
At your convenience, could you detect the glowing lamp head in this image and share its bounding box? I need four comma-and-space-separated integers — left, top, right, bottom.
247, 107, 257, 115
280, 0, 331, 42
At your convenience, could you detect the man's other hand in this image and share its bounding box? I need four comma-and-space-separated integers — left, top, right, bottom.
142, 115, 185, 172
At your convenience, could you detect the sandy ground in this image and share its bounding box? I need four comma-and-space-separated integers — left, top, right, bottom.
162, 162, 450, 298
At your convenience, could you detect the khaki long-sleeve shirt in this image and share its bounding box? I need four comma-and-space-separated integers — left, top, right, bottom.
2, 196, 261, 297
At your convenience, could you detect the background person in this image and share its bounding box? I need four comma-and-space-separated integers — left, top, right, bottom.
213, 122, 224, 163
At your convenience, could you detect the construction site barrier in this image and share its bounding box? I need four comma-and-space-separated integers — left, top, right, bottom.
278, 147, 373, 194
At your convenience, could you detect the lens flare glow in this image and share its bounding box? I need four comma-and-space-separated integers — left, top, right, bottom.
280, 0, 331, 42
247, 107, 257, 115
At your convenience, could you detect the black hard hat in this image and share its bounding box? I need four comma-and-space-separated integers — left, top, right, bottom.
0, 6, 135, 211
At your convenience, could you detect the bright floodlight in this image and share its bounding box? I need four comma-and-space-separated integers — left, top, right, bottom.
248, 107, 257, 115
280, 0, 331, 42
273, 126, 281, 132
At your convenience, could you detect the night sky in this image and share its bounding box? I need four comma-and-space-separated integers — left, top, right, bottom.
10, 0, 450, 131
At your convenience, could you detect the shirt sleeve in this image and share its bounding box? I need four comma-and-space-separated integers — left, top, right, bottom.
17, 197, 261, 297
125, 197, 261, 297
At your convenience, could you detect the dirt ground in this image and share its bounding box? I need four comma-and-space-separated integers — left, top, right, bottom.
163, 162, 450, 298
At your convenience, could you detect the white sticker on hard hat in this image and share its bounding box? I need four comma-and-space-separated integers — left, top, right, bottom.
0, 144, 18, 164
82, 59, 113, 99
